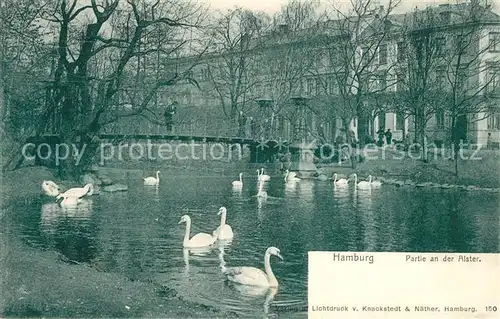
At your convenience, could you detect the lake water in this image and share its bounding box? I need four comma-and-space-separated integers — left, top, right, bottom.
5, 168, 500, 318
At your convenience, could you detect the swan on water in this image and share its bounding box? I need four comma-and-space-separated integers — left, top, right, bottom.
352, 173, 371, 189
144, 171, 160, 185
42, 180, 60, 197
178, 215, 216, 248
223, 247, 283, 287
256, 181, 268, 200
232, 173, 243, 187
333, 173, 348, 186
368, 175, 382, 187
60, 183, 94, 198
284, 170, 301, 182
258, 168, 270, 181
56, 194, 79, 208
213, 207, 234, 240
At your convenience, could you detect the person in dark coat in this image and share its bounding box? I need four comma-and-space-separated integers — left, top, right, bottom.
385, 129, 392, 145
238, 111, 246, 137
164, 103, 177, 133
377, 128, 385, 147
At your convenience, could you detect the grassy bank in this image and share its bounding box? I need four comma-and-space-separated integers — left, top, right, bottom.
317, 148, 500, 188
0, 166, 237, 318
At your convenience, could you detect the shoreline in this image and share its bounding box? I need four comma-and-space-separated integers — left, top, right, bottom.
314, 149, 500, 189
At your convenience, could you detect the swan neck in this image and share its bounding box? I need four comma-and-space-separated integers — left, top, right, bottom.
284, 171, 288, 181
183, 220, 191, 245
264, 252, 278, 287
156, 171, 160, 179
220, 212, 226, 226
239, 174, 242, 182
87, 184, 94, 195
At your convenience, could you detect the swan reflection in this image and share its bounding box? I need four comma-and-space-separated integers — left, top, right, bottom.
144, 184, 159, 201
297, 180, 314, 201
218, 245, 227, 271
41, 198, 93, 226
284, 181, 297, 193
61, 199, 93, 218
231, 187, 243, 198
357, 187, 373, 210
40, 202, 62, 228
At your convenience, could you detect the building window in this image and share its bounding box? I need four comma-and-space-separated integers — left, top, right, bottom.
457, 68, 468, 90
487, 66, 499, 95
201, 68, 210, 81
487, 112, 500, 130
396, 72, 406, 91
361, 46, 370, 65
307, 78, 315, 95
377, 74, 386, 92
254, 83, 262, 96
379, 44, 387, 65
489, 32, 500, 52
396, 112, 405, 131
377, 112, 386, 130
397, 42, 405, 62
328, 75, 337, 95
436, 70, 446, 89
435, 37, 446, 56
436, 110, 445, 129
315, 77, 322, 95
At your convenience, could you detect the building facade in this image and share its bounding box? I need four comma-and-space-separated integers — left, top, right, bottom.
151, 2, 500, 147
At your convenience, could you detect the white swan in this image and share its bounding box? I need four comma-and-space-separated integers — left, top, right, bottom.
333, 173, 349, 186
284, 170, 301, 182
42, 180, 60, 197
60, 183, 94, 198
213, 207, 234, 240
256, 181, 268, 200
368, 175, 382, 187
352, 173, 371, 189
56, 194, 79, 208
223, 247, 283, 287
232, 173, 243, 187
178, 215, 216, 248
144, 171, 160, 185
257, 168, 270, 181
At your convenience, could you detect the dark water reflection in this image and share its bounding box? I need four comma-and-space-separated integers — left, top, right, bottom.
5, 168, 499, 318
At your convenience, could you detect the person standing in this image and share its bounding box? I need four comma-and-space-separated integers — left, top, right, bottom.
250, 117, 257, 139
377, 128, 385, 147
487, 132, 492, 150
385, 128, 392, 145
238, 111, 246, 137
164, 102, 177, 133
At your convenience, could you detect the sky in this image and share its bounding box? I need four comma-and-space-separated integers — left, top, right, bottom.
203, 0, 500, 15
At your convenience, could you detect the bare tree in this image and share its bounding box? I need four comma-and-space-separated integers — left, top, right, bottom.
7, 0, 209, 178
392, 6, 448, 161
261, 0, 321, 142
311, 0, 400, 168
0, 0, 54, 170
202, 8, 270, 121
438, 1, 499, 175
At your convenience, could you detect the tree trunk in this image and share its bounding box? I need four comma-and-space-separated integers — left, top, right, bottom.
450, 117, 459, 177
342, 119, 356, 169
356, 114, 369, 146
415, 108, 427, 162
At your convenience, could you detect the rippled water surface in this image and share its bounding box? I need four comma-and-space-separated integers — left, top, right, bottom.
5, 168, 500, 317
